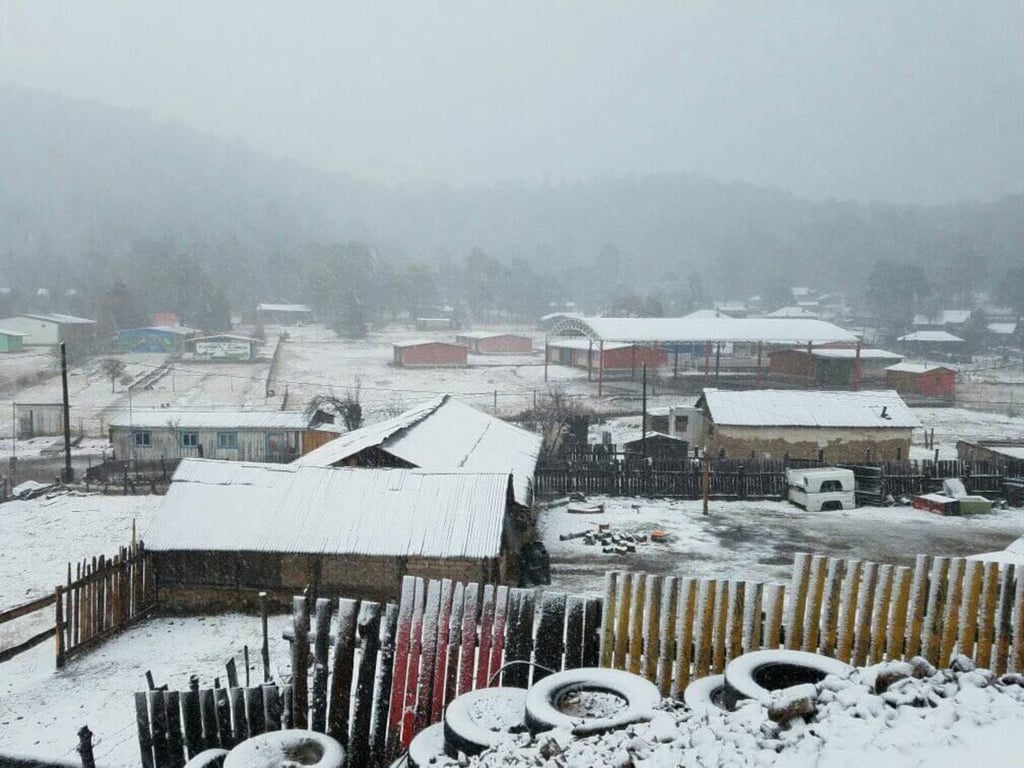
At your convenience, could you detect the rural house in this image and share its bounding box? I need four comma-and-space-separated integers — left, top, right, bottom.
897, 331, 966, 359
0, 312, 96, 348
254, 303, 313, 325
644, 404, 704, 447
453, 332, 533, 355
392, 340, 468, 367
293, 394, 541, 509
885, 363, 957, 400
108, 409, 337, 463
144, 460, 519, 608
696, 388, 919, 462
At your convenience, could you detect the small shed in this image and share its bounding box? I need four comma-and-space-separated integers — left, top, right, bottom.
623, 432, 689, 460
415, 317, 453, 331
897, 331, 966, 359
546, 339, 667, 370
14, 402, 66, 438
108, 409, 331, 463
0, 313, 96, 348
114, 326, 198, 354
697, 387, 919, 462
454, 332, 533, 355
0, 328, 26, 353
393, 340, 467, 367
885, 363, 956, 399
144, 460, 518, 608
769, 347, 903, 387
255, 303, 314, 325
190, 334, 259, 361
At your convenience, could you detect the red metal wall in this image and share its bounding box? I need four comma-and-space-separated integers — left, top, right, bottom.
394, 343, 468, 366
886, 369, 956, 397
473, 335, 533, 355
601, 345, 667, 370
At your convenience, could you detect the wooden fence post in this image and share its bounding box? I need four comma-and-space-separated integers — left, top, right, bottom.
55, 585, 65, 668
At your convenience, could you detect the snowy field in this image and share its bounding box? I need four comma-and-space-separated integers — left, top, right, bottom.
539, 497, 1024, 596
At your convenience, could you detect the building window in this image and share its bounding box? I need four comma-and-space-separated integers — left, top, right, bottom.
132, 430, 152, 447
217, 431, 238, 449
181, 431, 199, 448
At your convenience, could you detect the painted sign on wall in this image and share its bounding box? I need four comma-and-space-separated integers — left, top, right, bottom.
195, 340, 252, 360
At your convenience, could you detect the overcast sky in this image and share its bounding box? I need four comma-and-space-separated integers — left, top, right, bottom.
2, 1, 1021, 204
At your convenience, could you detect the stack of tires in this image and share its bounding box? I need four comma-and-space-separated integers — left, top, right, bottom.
401, 668, 662, 766
683, 650, 852, 713
184, 730, 346, 768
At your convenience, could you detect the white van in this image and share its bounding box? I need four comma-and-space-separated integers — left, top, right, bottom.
786, 468, 856, 512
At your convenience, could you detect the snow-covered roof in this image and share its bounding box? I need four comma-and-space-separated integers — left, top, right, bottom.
713, 301, 746, 312
898, 331, 964, 343
454, 331, 530, 340
886, 362, 955, 374
191, 334, 258, 343
292, 395, 541, 506
540, 312, 584, 321
0, 327, 28, 337
12, 313, 96, 325
988, 323, 1017, 335
108, 409, 313, 430
699, 388, 920, 429
682, 309, 733, 319
766, 306, 820, 319
256, 303, 313, 313
913, 310, 971, 326
552, 317, 858, 344
808, 348, 902, 360
145, 460, 510, 558
392, 339, 466, 349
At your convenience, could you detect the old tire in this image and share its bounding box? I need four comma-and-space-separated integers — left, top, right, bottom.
682, 674, 727, 711
524, 668, 660, 735
223, 730, 345, 768
723, 650, 851, 711
184, 749, 229, 768
443, 686, 527, 757
407, 722, 459, 768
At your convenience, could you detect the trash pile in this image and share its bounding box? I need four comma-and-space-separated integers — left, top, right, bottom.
559, 523, 669, 555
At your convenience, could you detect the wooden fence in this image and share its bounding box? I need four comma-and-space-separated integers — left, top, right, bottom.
599, 554, 1024, 697
0, 541, 153, 668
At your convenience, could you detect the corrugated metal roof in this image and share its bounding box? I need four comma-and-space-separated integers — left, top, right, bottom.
913, 310, 971, 326
144, 459, 509, 558
191, 334, 259, 343
256, 303, 313, 313
454, 331, 529, 340
14, 313, 96, 325
292, 395, 541, 506
700, 388, 920, 429
898, 331, 964, 343
988, 323, 1017, 335
392, 339, 467, 349
809, 348, 902, 360
0, 327, 28, 337
548, 339, 634, 351
766, 306, 820, 319
566, 317, 858, 344
108, 409, 313, 429
886, 363, 955, 374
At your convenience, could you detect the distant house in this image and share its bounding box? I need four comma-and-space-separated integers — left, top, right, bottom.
912, 310, 971, 333
713, 301, 748, 318
108, 409, 336, 463
144, 460, 519, 607
114, 326, 198, 354
546, 339, 667, 371
190, 334, 259, 361
14, 402, 66, 438
697, 388, 919, 462
415, 317, 454, 331
623, 433, 689, 459
0, 313, 96, 348
0, 328, 26, 353
987, 322, 1018, 345
645, 403, 704, 447
293, 394, 541, 509
769, 347, 903, 387
454, 332, 533, 355
765, 306, 820, 319
885, 363, 956, 400
393, 340, 467, 367
254, 303, 314, 325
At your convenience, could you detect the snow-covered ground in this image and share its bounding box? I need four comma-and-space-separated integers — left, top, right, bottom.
539, 497, 1024, 596
0, 613, 294, 767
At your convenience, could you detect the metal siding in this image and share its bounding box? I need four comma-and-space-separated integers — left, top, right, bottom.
575, 316, 859, 344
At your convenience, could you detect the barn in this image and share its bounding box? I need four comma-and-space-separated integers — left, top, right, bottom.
108, 409, 337, 463
293, 394, 541, 509
546, 339, 667, 370
114, 326, 198, 354
144, 460, 518, 609
393, 340, 467, 367
697, 388, 919, 462
885, 363, 957, 400
0, 313, 96, 349
453, 332, 533, 355
769, 347, 903, 387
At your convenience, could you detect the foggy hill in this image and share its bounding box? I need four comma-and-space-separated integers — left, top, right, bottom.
2, 86, 1021, 310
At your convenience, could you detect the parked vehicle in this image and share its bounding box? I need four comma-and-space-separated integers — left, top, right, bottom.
786, 468, 856, 512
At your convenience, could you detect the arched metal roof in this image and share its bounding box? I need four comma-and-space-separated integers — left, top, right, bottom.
547, 316, 859, 345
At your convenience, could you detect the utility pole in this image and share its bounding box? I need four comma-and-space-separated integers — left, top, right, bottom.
641, 363, 647, 462
60, 342, 73, 482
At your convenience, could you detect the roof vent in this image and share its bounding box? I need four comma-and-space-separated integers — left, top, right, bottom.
880, 406, 890, 420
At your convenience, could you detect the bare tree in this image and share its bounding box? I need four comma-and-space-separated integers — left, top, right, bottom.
99, 358, 128, 392
521, 386, 588, 454
305, 377, 364, 431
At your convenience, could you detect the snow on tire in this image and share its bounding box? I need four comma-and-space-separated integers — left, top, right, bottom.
406, 722, 459, 768
723, 650, 852, 711
222, 729, 345, 768
183, 748, 229, 768
524, 667, 661, 735
443, 686, 527, 757
682, 674, 727, 711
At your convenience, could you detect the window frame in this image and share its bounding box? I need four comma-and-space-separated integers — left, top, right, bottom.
216, 431, 238, 449
132, 430, 152, 448
180, 431, 199, 448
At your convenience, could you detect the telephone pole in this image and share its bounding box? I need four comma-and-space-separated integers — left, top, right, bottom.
60, 342, 73, 482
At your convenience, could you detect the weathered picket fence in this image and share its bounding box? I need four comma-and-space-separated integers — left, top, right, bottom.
535, 465, 787, 499
0, 541, 153, 667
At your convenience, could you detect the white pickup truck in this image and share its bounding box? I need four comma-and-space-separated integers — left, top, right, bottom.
786, 468, 857, 512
